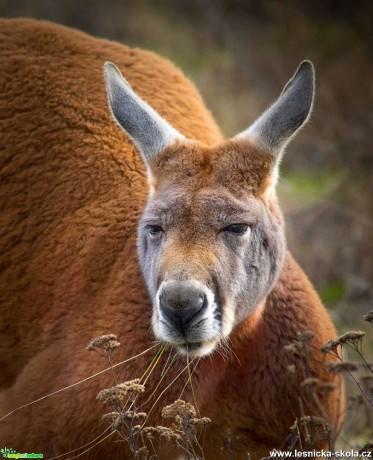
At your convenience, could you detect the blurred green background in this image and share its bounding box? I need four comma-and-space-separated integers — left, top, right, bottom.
1, 0, 372, 447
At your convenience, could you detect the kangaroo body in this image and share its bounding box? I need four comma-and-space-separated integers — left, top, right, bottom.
0, 19, 342, 459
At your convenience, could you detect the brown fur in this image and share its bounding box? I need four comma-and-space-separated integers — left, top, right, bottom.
0, 18, 343, 459
151, 139, 273, 196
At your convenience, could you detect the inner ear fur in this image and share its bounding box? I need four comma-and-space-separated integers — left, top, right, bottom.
240, 61, 315, 156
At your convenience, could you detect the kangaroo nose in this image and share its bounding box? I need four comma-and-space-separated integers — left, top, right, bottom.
159, 281, 207, 331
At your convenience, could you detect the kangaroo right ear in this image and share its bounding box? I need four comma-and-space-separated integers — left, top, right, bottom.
236, 61, 315, 156
104, 62, 185, 164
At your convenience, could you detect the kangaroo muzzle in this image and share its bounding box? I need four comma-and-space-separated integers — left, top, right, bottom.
159, 280, 208, 334
154, 279, 221, 356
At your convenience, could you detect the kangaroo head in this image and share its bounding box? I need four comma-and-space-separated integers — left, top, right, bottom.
104, 61, 314, 357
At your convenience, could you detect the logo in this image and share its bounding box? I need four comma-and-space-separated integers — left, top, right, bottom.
1, 448, 43, 459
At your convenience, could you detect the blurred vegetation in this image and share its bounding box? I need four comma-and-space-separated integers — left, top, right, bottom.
1, 0, 372, 449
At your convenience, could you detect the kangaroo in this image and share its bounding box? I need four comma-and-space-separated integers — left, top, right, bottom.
0, 18, 343, 459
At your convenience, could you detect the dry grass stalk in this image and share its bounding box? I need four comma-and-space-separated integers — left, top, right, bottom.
90, 334, 209, 459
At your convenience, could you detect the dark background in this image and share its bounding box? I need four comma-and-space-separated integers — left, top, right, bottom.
1, 0, 372, 446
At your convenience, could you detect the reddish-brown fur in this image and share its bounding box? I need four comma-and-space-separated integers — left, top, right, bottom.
0, 18, 343, 459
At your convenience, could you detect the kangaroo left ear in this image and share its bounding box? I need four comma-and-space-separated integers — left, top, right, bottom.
235, 61, 315, 185
104, 62, 185, 165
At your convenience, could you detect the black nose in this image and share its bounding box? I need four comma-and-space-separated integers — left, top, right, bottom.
159, 281, 207, 331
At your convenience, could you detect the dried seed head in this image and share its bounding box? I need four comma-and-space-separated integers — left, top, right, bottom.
349, 394, 365, 406
189, 417, 211, 426
117, 379, 145, 401
300, 415, 329, 427
122, 411, 147, 421
336, 331, 366, 346
102, 411, 125, 429
327, 362, 359, 373
317, 382, 336, 395
359, 442, 373, 455
97, 379, 145, 406
286, 364, 296, 374
136, 446, 149, 459
284, 344, 299, 355
298, 330, 315, 342
117, 379, 145, 394
321, 339, 339, 354
143, 426, 182, 443
301, 377, 320, 388
284, 331, 314, 357
97, 387, 122, 406
87, 334, 120, 353
363, 311, 373, 323
299, 416, 332, 441
102, 411, 121, 424
162, 399, 196, 420
117, 379, 145, 393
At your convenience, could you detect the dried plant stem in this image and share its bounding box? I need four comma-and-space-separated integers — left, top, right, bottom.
348, 346, 373, 374
107, 352, 118, 385
187, 353, 201, 418
142, 358, 197, 427
0, 343, 158, 422
140, 345, 166, 383
142, 345, 167, 386
346, 370, 372, 406
178, 359, 200, 401
60, 430, 115, 460
48, 424, 115, 460
137, 353, 177, 410
333, 375, 345, 441
298, 397, 309, 447
335, 345, 372, 406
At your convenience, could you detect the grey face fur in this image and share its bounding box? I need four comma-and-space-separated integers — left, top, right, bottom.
137, 186, 286, 356
104, 60, 315, 357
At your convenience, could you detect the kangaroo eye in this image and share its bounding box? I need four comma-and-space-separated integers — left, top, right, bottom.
224, 224, 249, 236
148, 225, 163, 237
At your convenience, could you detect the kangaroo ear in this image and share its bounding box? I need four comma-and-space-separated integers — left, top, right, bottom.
236, 61, 315, 157
104, 62, 185, 163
